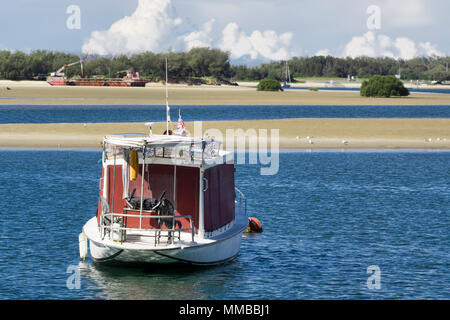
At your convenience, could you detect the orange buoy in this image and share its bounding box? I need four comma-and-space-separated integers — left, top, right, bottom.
245, 217, 263, 233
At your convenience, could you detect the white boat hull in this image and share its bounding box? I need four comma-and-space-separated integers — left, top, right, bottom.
88, 232, 242, 265
82, 204, 247, 265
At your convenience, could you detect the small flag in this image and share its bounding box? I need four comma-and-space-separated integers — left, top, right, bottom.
176, 109, 186, 136
166, 103, 171, 122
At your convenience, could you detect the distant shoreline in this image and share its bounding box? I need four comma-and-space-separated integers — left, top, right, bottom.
1, 79, 450, 90
1, 83, 448, 150
0, 84, 449, 106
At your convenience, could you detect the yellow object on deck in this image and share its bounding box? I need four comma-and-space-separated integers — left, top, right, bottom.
130, 149, 138, 181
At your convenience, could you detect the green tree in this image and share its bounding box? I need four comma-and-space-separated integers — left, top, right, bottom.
360, 75, 409, 97
424, 65, 449, 82
51, 52, 82, 75
27, 50, 54, 77
5, 51, 28, 80
109, 55, 132, 77
0, 51, 12, 79
83, 58, 111, 78
131, 52, 164, 78
257, 78, 283, 91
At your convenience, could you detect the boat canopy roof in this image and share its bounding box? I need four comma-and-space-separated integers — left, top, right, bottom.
104, 134, 206, 149
103, 133, 229, 165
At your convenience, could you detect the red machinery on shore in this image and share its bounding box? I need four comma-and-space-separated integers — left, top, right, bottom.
46, 60, 150, 87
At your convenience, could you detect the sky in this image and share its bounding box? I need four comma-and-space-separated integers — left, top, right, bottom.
0, 0, 448, 64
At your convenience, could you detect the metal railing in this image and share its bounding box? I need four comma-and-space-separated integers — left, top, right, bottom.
104, 139, 223, 163
149, 141, 222, 161
101, 211, 195, 246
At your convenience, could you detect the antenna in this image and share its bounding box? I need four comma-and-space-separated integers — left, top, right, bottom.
287, 61, 291, 83
286, 61, 288, 82
165, 57, 170, 135
145, 122, 154, 136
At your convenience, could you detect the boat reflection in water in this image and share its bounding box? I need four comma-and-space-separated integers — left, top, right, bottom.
77, 260, 236, 299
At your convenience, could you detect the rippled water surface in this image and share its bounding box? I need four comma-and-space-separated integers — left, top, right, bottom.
0, 150, 448, 299
0, 104, 450, 124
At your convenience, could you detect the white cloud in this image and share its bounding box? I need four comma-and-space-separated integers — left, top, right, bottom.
343, 31, 377, 58
81, 0, 443, 62
82, 0, 297, 62
342, 31, 443, 60
182, 19, 216, 50
82, 0, 182, 55
418, 42, 445, 57
219, 22, 295, 61
394, 37, 417, 60
315, 49, 332, 56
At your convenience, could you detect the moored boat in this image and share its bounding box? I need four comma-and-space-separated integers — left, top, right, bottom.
47, 75, 149, 87
47, 59, 150, 87
81, 133, 248, 265
81, 58, 249, 266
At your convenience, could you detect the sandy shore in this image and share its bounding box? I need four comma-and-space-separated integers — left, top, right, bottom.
0, 84, 449, 105
1, 118, 449, 149
0, 84, 448, 150
2, 79, 449, 89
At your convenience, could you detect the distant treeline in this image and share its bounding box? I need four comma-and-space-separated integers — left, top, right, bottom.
0, 48, 449, 82
235, 55, 450, 82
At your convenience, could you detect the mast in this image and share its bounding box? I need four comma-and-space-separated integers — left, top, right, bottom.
288, 62, 291, 83
286, 61, 291, 83
285, 61, 288, 82
165, 57, 170, 135
198, 169, 205, 239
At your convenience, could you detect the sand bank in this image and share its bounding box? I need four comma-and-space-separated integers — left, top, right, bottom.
0, 85, 449, 105
1, 118, 449, 150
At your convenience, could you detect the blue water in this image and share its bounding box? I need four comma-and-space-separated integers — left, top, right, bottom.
0, 150, 448, 299
0, 104, 450, 124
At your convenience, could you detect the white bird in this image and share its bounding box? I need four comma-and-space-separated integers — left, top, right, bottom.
342, 140, 348, 145
426, 138, 432, 142
296, 136, 300, 140
306, 136, 311, 140
308, 139, 314, 145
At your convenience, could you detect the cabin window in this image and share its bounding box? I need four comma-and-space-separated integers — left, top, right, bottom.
203, 164, 235, 232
